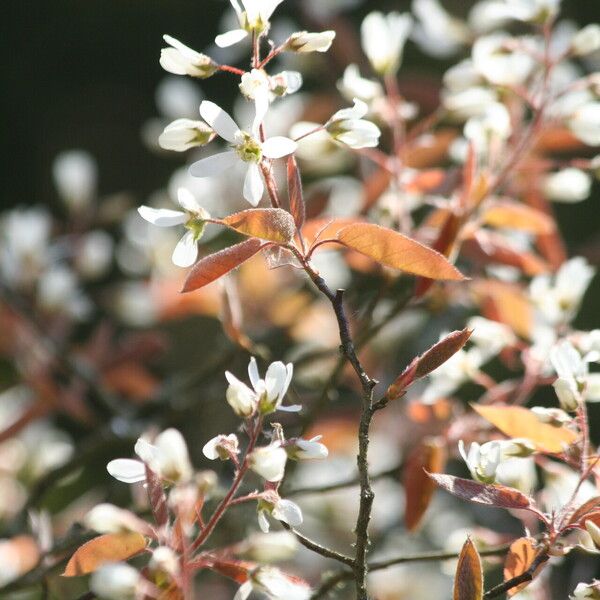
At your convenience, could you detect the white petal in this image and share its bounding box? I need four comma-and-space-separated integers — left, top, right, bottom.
134, 438, 159, 464
172, 231, 198, 268
243, 163, 264, 206
273, 499, 303, 527
235, 581, 253, 600
199, 101, 240, 142
189, 150, 238, 178
253, 88, 271, 134
177, 187, 201, 213
215, 29, 249, 48
278, 404, 302, 412
261, 137, 298, 159
265, 361, 289, 400
106, 459, 146, 483
248, 357, 261, 391
202, 438, 220, 460
258, 510, 271, 533
138, 206, 186, 227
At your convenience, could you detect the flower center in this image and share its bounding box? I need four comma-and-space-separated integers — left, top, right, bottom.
235, 132, 263, 163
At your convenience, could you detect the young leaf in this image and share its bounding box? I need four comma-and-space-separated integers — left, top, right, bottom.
454, 538, 483, 600
569, 497, 600, 525
481, 201, 555, 236
287, 156, 305, 229
182, 238, 265, 293
207, 558, 257, 583
62, 533, 146, 576
404, 438, 447, 531
336, 223, 466, 280
221, 208, 296, 243
428, 473, 534, 511
386, 329, 472, 400
472, 405, 577, 454
504, 537, 537, 596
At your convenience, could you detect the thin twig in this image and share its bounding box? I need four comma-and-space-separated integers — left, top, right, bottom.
280, 523, 354, 567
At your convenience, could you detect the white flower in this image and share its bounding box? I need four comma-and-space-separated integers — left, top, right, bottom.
543, 168, 592, 203
459, 440, 503, 483
84, 504, 150, 535
90, 563, 141, 600
52, 150, 97, 210
107, 428, 193, 484
287, 31, 336, 53
550, 341, 588, 411
158, 119, 215, 152
467, 316, 516, 360
443, 59, 484, 93
160, 35, 216, 78
75, 230, 114, 280
189, 101, 297, 206
202, 434, 240, 461
258, 497, 303, 533
530, 257, 595, 325
572, 581, 600, 600
225, 357, 298, 417
411, 0, 469, 58
464, 102, 512, 153
215, 0, 284, 48
37, 266, 90, 320
473, 33, 536, 87
360, 11, 413, 75
338, 64, 383, 104
235, 566, 311, 600
237, 531, 298, 562
270, 71, 303, 97
149, 546, 180, 577
249, 445, 288, 482
569, 103, 600, 147
288, 435, 329, 460
571, 25, 600, 56
326, 99, 381, 149
138, 187, 209, 267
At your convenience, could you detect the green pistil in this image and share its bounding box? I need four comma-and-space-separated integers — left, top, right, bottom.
236, 132, 263, 163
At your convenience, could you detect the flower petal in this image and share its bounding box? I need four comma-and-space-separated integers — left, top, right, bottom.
261, 137, 298, 159
177, 187, 201, 213
234, 581, 253, 600
258, 510, 271, 533
248, 356, 261, 391
172, 231, 198, 268
138, 206, 186, 227
278, 404, 302, 412
200, 101, 240, 142
243, 163, 264, 206
106, 459, 146, 483
215, 29, 249, 48
189, 150, 238, 178
273, 499, 303, 527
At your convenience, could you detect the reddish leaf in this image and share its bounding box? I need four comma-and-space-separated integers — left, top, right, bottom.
404, 438, 447, 531
428, 473, 533, 511
454, 538, 483, 600
472, 405, 577, 454
302, 218, 361, 248
569, 497, 600, 525
221, 208, 296, 243
287, 156, 305, 230
208, 558, 257, 584
336, 223, 466, 280
504, 537, 538, 596
481, 201, 555, 235
182, 239, 265, 293
63, 533, 146, 576
387, 329, 472, 400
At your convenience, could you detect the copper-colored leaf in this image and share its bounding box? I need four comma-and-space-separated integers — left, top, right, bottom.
472, 405, 577, 454
428, 473, 533, 510
182, 239, 265, 293
569, 497, 600, 525
481, 201, 555, 235
404, 438, 447, 531
287, 156, 305, 230
302, 218, 361, 248
336, 223, 466, 280
504, 537, 537, 596
387, 329, 472, 400
63, 533, 146, 576
454, 538, 483, 600
221, 208, 296, 243
208, 558, 257, 584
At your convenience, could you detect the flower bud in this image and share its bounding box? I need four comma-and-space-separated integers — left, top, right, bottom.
249, 445, 287, 482
501, 438, 536, 458
270, 71, 303, 97
226, 375, 258, 417
52, 150, 97, 211
160, 35, 216, 79
287, 31, 336, 53
149, 546, 180, 578
158, 119, 215, 152
571, 25, 600, 56
553, 377, 581, 412
326, 99, 381, 149
237, 531, 298, 563
287, 436, 329, 460
543, 169, 592, 203
572, 581, 600, 600
531, 406, 572, 427
569, 103, 600, 147
202, 434, 239, 461
90, 563, 141, 600
84, 504, 148, 535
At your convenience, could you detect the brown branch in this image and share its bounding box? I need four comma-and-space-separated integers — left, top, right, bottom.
483, 551, 549, 599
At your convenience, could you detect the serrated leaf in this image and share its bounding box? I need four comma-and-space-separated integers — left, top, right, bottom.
221, 208, 296, 243
472, 405, 577, 454
481, 201, 555, 235
428, 473, 533, 511
504, 537, 537, 596
404, 438, 447, 531
336, 223, 466, 280
182, 239, 265, 293
454, 538, 483, 600
287, 156, 305, 230
387, 329, 472, 400
62, 533, 146, 576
